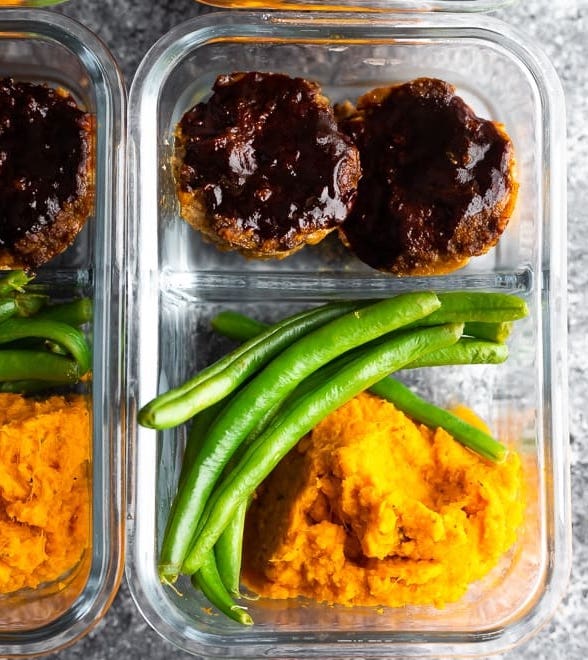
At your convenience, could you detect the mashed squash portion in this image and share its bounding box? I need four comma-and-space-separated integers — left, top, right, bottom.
0, 393, 91, 594
242, 392, 524, 608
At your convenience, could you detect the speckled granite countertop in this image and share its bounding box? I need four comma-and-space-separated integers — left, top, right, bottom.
45, 0, 587, 657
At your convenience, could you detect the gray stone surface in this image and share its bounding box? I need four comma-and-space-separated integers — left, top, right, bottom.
45, 0, 587, 657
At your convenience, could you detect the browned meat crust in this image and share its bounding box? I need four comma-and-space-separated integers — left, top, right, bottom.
0, 79, 94, 270
337, 78, 518, 276
174, 71, 361, 259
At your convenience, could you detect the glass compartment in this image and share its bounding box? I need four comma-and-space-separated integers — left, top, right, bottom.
127, 11, 569, 658
0, 9, 126, 657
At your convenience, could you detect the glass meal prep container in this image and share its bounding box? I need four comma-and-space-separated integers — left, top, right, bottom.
126, 9, 570, 659
0, 1, 68, 7
0, 9, 126, 658
192, 0, 517, 16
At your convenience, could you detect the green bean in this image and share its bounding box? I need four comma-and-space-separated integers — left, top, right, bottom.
35, 298, 93, 326
211, 310, 267, 342
0, 350, 81, 384
201, 365, 339, 594
0, 270, 32, 296
406, 337, 508, 368
14, 294, 49, 318
214, 499, 248, 597
180, 404, 250, 596
166, 402, 231, 587
463, 321, 513, 343
0, 299, 17, 324
169, 392, 273, 589
0, 318, 91, 375
210, 401, 283, 596
159, 292, 441, 580
209, 311, 509, 370
191, 553, 253, 626
139, 300, 366, 430
410, 291, 528, 326
147, 307, 333, 414
177, 403, 226, 493
369, 377, 506, 462
211, 296, 525, 345
182, 322, 462, 575
0, 294, 47, 323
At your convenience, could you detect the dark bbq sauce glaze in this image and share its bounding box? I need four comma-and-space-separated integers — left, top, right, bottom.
176, 72, 360, 248
338, 77, 517, 275
0, 78, 90, 250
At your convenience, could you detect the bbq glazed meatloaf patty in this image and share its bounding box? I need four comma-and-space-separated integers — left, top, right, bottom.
174, 72, 361, 259
0, 78, 95, 270
336, 77, 518, 276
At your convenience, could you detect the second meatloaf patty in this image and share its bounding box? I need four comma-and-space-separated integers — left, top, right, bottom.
337, 77, 518, 276
174, 72, 361, 259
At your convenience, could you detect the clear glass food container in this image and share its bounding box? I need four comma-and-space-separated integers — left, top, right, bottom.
127, 10, 570, 658
0, 9, 126, 657
0, 1, 68, 7
192, 0, 517, 15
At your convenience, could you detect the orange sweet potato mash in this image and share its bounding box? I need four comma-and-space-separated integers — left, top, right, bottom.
242, 392, 524, 608
0, 393, 91, 594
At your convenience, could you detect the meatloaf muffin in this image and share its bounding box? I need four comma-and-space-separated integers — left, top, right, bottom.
0, 78, 95, 270
337, 77, 518, 276
174, 72, 361, 259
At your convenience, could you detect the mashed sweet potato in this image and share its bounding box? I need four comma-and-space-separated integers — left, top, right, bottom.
0, 393, 91, 594
242, 391, 524, 608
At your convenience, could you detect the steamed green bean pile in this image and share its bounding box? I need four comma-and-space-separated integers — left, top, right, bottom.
0, 270, 92, 393
137, 290, 528, 625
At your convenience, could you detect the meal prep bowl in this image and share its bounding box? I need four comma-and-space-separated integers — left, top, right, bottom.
126, 10, 570, 658
0, 9, 126, 657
